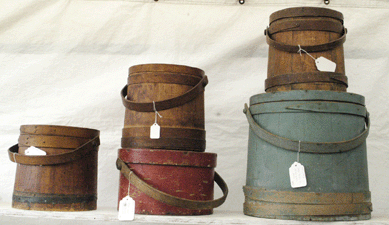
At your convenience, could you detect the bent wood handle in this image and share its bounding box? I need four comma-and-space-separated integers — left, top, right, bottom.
265, 27, 347, 53
267, 19, 344, 35
8, 136, 100, 165
243, 103, 369, 154
116, 158, 228, 210
121, 75, 208, 112
264, 72, 348, 91
285, 102, 365, 116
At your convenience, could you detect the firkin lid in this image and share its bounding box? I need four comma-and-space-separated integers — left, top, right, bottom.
129, 64, 205, 77
249, 90, 365, 106
269, 7, 344, 25
119, 148, 217, 168
20, 125, 100, 138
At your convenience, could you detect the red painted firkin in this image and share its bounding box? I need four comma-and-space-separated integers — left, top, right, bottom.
117, 148, 221, 215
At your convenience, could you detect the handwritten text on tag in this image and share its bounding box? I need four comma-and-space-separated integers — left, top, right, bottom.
289, 162, 307, 188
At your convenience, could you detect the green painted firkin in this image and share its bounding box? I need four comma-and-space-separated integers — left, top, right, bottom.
243, 90, 372, 221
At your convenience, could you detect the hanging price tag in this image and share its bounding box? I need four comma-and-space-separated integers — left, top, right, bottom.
150, 101, 162, 139
25, 146, 47, 156
118, 195, 135, 221
298, 45, 337, 72
315, 56, 337, 72
150, 123, 161, 139
289, 162, 307, 188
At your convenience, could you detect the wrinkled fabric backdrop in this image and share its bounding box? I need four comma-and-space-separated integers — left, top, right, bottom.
0, 0, 388, 216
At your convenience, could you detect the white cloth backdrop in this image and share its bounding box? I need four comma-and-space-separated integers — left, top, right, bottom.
0, 0, 388, 217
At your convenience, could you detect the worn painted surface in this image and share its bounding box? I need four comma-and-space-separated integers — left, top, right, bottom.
244, 90, 371, 221
118, 148, 216, 215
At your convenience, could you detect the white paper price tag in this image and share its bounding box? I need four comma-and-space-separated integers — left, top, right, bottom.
150, 123, 160, 139
315, 56, 336, 72
118, 195, 135, 221
289, 162, 307, 188
25, 146, 47, 156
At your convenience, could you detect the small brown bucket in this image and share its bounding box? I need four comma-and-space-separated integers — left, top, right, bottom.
121, 64, 208, 152
116, 148, 228, 215
265, 7, 348, 92
8, 125, 100, 211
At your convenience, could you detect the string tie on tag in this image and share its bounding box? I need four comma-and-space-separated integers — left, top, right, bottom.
297, 45, 316, 61
297, 140, 301, 163
127, 170, 133, 196
297, 45, 337, 72
153, 101, 162, 124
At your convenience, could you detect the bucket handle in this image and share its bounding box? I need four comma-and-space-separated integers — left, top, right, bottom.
264, 27, 347, 53
264, 72, 348, 91
121, 75, 208, 112
116, 158, 228, 210
285, 102, 366, 116
243, 103, 369, 154
8, 136, 100, 166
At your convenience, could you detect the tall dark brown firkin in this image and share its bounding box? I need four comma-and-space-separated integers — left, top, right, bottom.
265, 7, 348, 92
121, 64, 208, 152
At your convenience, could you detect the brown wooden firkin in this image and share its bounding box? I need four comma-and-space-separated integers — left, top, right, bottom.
121, 64, 208, 152
8, 125, 99, 211
265, 7, 348, 92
